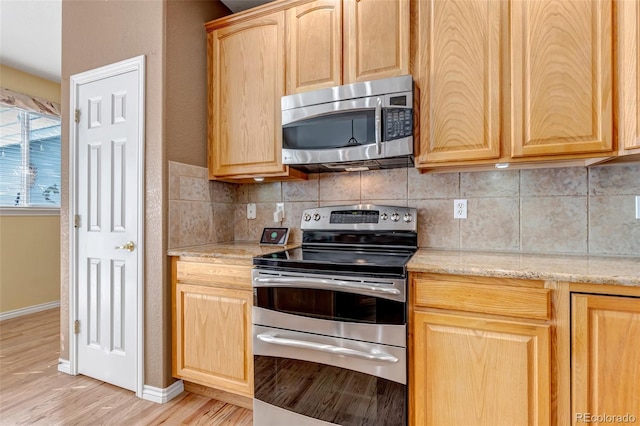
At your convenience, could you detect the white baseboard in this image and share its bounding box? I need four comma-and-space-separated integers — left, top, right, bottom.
0, 301, 60, 321
142, 380, 184, 404
58, 358, 71, 374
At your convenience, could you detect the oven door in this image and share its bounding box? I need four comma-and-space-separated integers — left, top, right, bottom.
253, 322, 407, 426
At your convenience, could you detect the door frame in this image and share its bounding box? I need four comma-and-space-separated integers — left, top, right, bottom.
68, 55, 145, 397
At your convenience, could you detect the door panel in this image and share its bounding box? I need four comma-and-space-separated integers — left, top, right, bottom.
209, 12, 286, 177
286, 0, 342, 94
343, 0, 409, 83
412, 311, 550, 425
617, 0, 640, 151
76, 68, 139, 391
572, 294, 640, 425
511, 0, 613, 157
416, 0, 503, 164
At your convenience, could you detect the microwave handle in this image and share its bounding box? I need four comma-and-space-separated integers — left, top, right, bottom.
375, 97, 382, 154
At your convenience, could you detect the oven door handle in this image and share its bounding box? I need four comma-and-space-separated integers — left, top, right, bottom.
256, 333, 399, 363
253, 276, 400, 295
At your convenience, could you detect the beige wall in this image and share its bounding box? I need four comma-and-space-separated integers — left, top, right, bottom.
0, 215, 61, 312
61, 0, 228, 389
166, 0, 229, 167
0, 68, 61, 315
0, 65, 61, 103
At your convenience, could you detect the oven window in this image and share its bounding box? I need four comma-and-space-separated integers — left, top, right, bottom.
254, 355, 406, 426
254, 287, 405, 325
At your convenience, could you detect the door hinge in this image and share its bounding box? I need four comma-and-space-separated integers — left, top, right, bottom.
74, 320, 80, 334
75, 109, 80, 123
74, 214, 81, 229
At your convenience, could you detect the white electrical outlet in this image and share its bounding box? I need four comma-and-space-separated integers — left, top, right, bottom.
454, 199, 467, 219
636, 196, 640, 220
274, 203, 285, 222
247, 203, 256, 220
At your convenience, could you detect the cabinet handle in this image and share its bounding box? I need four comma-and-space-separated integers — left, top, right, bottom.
256, 333, 398, 363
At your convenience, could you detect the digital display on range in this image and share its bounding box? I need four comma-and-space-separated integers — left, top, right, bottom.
329, 210, 379, 224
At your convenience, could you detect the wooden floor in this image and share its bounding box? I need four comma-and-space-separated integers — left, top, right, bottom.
0, 308, 252, 425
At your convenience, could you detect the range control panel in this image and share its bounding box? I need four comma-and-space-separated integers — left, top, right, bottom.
301, 204, 417, 232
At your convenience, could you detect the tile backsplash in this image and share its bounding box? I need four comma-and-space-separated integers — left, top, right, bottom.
169, 161, 640, 256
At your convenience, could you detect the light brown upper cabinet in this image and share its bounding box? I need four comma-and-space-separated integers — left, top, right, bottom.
207, 10, 305, 181
206, 0, 411, 181
415, 0, 504, 164
343, 0, 410, 84
286, 0, 410, 95
286, 0, 343, 94
510, 0, 612, 158
414, 0, 615, 169
617, 0, 640, 152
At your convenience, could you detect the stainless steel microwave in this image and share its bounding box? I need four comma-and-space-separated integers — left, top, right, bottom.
281, 75, 414, 173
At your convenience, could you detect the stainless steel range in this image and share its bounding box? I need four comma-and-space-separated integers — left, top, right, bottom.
252, 204, 417, 426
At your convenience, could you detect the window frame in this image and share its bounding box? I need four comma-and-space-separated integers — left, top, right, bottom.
1, 88, 62, 213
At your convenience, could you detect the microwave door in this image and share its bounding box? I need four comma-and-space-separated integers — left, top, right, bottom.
282, 96, 380, 126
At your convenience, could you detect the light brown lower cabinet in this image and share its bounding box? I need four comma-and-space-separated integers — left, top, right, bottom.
412, 311, 550, 425
172, 258, 253, 400
410, 274, 551, 426
572, 293, 640, 425
410, 274, 640, 426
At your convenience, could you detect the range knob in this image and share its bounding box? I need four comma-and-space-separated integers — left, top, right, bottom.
313, 213, 321, 221
303, 213, 311, 222
380, 212, 389, 221
403, 212, 413, 223
390, 212, 400, 222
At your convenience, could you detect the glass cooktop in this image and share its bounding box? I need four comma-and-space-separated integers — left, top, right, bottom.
253, 246, 416, 277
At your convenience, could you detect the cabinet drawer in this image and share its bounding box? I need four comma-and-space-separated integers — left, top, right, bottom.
176, 260, 252, 290
413, 278, 550, 321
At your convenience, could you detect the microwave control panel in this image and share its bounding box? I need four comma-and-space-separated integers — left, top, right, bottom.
384, 108, 413, 141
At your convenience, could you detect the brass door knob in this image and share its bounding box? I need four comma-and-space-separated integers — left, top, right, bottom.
115, 241, 135, 252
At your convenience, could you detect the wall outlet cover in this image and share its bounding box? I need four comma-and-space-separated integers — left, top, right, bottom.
454, 199, 467, 219
247, 203, 256, 220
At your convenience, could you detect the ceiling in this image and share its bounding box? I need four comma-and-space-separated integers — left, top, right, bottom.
0, 0, 273, 84
0, 0, 61, 82
220, 0, 272, 13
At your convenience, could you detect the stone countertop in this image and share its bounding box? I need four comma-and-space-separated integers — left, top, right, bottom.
168, 241, 296, 262
408, 249, 640, 287
168, 243, 640, 287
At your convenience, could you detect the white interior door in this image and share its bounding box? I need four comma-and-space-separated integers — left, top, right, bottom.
71, 57, 144, 393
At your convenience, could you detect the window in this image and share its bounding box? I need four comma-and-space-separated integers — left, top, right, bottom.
0, 107, 61, 208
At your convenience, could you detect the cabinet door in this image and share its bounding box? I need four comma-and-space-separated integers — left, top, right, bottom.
286, 0, 342, 94
617, 0, 640, 151
412, 311, 550, 425
208, 11, 286, 177
415, 0, 504, 165
174, 283, 253, 397
510, 0, 613, 157
343, 0, 409, 83
572, 294, 640, 425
